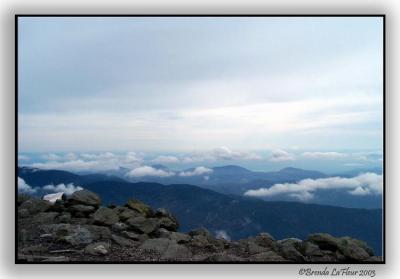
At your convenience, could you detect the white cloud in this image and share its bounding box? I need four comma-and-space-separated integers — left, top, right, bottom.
179, 166, 213, 177
126, 166, 175, 178
18, 177, 37, 194
41, 153, 63, 161
43, 183, 83, 195
152, 155, 180, 164
344, 163, 365, 167
302, 151, 347, 160
269, 149, 295, 162
31, 159, 121, 172
182, 147, 262, 163
18, 155, 30, 161
244, 172, 382, 201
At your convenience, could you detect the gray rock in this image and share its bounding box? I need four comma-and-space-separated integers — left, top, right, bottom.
337, 237, 370, 261
126, 199, 153, 217
111, 234, 137, 247
32, 212, 59, 224
18, 208, 30, 218
279, 242, 305, 262
68, 204, 96, 215
85, 242, 110, 255
55, 212, 72, 223
69, 190, 101, 207
254, 233, 278, 251
250, 251, 287, 262
205, 252, 245, 262
302, 241, 323, 257
93, 207, 119, 226
86, 225, 112, 240
189, 227, 211, 238
140, 238, 192, 260
111, 222, 129, 232
341, 237, 374, 256
307, 233, 339, 251
115, 207, 141, 221
43, 224, 94, 246
125, 216, 160, 234
41, 256, 69, 262
20, 199, 51, 215
159, 216, 179, 232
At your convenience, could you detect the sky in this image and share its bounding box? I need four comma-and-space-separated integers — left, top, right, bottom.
17, 17, 383, 173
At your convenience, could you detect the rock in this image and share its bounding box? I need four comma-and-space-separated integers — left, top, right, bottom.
47, 200, 66, 213
189, 227, 211, 238
18, 194, 31, 206
157, 228, 191, 244
250, 251, 287, 262
365, 256, 383, 262
86, 225, 112, 240
68, 204, 96, 215
41, 256, 70, 262
42, 192, 66, 204
125, 216, 160, 234
111, 234, 137, 247
20, 199, 51, 215
341, 237, 374, 256
307, 233, 339, 251
93, 208, 119, 226
18, 208, 30, 218
42, 224, 94, 246
246, 241, 270, 255
302, 241, 323, 257
279, 242, 305, 262
121, 231, 143, 241
69, 190, 101, 207
21, 245, 49, 254
111, 222, 129, 232
140, 238, 192, 260
159, 217, 179, 232
115, 207, 141, 221
337, 237, 370, 261
55, 212, 72, 223
254, 233, 278, 251
205, 252, 245, 262
126, 199, 153, 217
85, 242, 110, 255
32, 212, 59, 224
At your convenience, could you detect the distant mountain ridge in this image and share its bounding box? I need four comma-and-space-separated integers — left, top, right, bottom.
17, 166, 382, 255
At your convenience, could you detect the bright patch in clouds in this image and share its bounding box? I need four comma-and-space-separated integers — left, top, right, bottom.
302, 152, 347, 159
43, 183, 83, 195
18, 177, 37, 194
126, 166, 175, 177
179, 166, 213, 177
269, 149, 295, 162
244, 172, 382, 201
152, 155, 180, 164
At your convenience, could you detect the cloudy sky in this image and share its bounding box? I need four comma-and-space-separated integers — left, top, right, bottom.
18, 17, 383, 172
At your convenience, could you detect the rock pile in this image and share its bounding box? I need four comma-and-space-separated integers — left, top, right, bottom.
17, 190, 382, 263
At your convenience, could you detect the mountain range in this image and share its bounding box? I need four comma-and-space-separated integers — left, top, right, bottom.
18, 166, 383, 255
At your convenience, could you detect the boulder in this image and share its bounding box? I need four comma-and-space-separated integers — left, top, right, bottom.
115, 207, 141, 221
40, 224, 94, 246
85, 242, 110, 256
93, 208, 119, 226
250, 251, 287, 262
111, 222, 129, 232
307, 233, 339, 251
20, 199, 51, 215
69, 190, 101, 207
279, 242, 305, 262
126, 199, 153, 217
159, 217, 179, 232
111, 234, 137, 247
254, 233, 279, 251
140, 238, 192, 260
125, 216, 160, 234
32, 212, 59, 224
302, 241, 323, 257
68, 204, 96, 215
337, 237, 370, 261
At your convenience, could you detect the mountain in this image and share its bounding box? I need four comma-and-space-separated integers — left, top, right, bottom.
17, 167, 382, 255
17, 189, 382, 263
18, 166, 125, 187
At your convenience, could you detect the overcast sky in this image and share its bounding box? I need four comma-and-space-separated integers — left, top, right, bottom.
18, 17, 383, 154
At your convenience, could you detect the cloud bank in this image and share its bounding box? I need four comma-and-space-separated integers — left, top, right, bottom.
43, 183, 83, 195
179, 166, 213, 177
244, 172, 382, 201
18, 177, 37, 194
126, 166, 175, 178
269, 149, 295, 162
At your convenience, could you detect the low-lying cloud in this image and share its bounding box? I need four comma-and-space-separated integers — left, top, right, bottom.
126, 166, 175, 177
302, 151, 347, 159
269, 149, 295, 162
18, 177, 37, 194
244, 172, 382, 201
43, 183, 83, 195
152, 155, 180, 164
179, 166, 213, 177
182, 146, 262, 163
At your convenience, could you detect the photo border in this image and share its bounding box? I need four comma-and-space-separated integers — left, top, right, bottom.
14, 14, 386, 265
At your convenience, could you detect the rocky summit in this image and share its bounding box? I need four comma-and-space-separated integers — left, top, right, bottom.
17, 190, 382, 263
